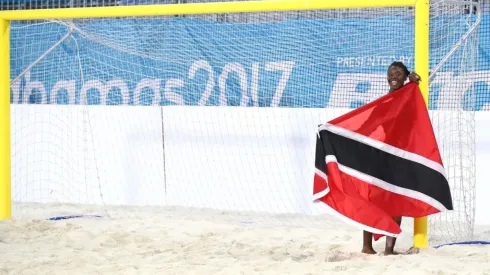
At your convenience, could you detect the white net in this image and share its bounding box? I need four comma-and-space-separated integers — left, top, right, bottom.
9, 2, 479, 246
427, 0, 480, 245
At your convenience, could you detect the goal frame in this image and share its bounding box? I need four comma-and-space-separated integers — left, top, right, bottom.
0, 0, 430, 248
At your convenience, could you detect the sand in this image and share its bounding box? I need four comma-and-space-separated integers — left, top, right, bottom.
0, 203, 489, 275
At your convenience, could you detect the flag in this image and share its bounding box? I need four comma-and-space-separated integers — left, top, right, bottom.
313, 82, 453, 239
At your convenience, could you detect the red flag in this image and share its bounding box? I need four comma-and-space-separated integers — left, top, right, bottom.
313, 82, 453, 239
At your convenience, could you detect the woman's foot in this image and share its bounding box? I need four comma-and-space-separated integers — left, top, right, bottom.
383, 249, 399, 256
361, 246, 377, 254
362, 231, 376, 254
402, 247, 420, 255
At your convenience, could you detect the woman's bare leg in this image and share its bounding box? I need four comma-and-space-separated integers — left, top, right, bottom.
384, 217, 402, 255
362, 230, 376, 254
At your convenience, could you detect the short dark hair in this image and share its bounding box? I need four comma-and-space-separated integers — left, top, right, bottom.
388, 61, 410, 76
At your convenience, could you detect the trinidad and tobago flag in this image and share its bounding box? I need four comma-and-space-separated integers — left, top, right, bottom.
313, 82, 453, 240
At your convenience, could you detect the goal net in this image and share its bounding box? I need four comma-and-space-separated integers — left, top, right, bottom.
426, 0, 480, 245
8, 1, 480, 246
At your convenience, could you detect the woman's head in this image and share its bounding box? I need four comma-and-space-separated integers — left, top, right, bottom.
387, 61, 410, 92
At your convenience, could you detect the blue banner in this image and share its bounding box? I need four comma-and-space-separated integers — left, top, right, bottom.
9, 15, 490, 110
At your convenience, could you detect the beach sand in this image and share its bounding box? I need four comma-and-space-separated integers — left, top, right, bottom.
1, 203, 489, 275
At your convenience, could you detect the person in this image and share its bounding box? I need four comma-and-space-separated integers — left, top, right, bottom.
386, 61, 421, 94
361, 61, 421, 256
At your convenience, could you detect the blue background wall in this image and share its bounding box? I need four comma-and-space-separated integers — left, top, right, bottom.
9, 15, 490, 110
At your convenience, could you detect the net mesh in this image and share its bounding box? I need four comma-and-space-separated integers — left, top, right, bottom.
427, 0, 480, 245
8, 2, 479, 246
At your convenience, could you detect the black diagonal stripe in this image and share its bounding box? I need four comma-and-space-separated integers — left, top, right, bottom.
317, 129, 453, 210
314, 132, 327, 175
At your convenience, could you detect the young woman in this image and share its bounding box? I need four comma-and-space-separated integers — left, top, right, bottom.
361, 61, 421, 255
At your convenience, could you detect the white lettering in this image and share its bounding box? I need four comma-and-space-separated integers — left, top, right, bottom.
107, 79, 130, 105
327, 73, 387, 108
365, 56, 376, 66
164, 78, 185, 105
188, 60, 215, 106
23, 70, 47, 104
51, 80, 76, 105
134, 78, 161, 105
250, 62, 260, 107
10, 65, 490, 111
10, 78, 21, 104
400, 56, 413, 67
380, 56, 395, 67
429, 72, 455, 109
80, 79, 129, 105
80, 80, 101, 104
218, 63, 248, 107
336, 56, 414, 68
266, 61, 295, 107
462, 72, 490, 110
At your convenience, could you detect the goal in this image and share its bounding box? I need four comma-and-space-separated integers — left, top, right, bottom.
0, 0, 480, 247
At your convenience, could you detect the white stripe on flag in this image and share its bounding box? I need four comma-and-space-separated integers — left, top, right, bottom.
325, 155, 448, 212
318, 123, 448, 181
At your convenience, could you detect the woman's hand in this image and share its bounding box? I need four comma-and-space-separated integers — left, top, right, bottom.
408, 72, 421, 84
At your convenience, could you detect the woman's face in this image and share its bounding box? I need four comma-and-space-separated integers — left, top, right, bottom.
387, 66, 407, 91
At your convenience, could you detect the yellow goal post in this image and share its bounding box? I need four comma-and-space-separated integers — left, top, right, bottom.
0, 0, 430, 248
